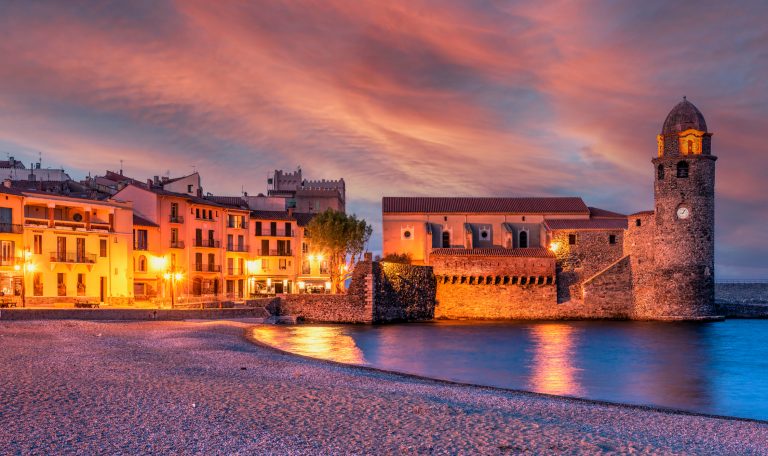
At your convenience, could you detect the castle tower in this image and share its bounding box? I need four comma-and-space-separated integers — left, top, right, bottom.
651, 97, 718, 319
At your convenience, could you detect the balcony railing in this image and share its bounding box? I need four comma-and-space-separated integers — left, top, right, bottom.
194, 263, 221, 272
255, 230, 294, 237
134, 243, 149, 251
0, 257, 16, 267
226, 244, 248, 252
170, 240, 185, 249
194, 239, 220, 248
257, 249, 293, 256
227, 221, 248, 229
169, 215, 184, 223
0, 223, 23, 234
227, 267, 245, 275
49, 251, 97, 264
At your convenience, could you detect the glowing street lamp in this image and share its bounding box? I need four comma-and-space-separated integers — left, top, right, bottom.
163, 271, 184, 308
14, 249, 34, 308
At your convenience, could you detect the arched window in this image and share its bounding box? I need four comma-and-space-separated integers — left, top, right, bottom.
441, 231, 450, 248
519, 230, 528, 248
687, 139, 694, 154
677, 161, 689, 178
657, 164, 664, 180
138, 255, 147, 272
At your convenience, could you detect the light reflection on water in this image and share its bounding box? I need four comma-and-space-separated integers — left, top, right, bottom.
252, 325, 365, 364
250, 320, 768, 420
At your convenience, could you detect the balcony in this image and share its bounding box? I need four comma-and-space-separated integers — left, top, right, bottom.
169, 215, 184, 224
49, 251, 97, 264
255, 230, 295, 237
227, 221, 248, 229
226, 244, 249, 252
0, 257, 16, 267
170, 240, 185, 249
0, 223, 23, 234
227, 267, 245, 275
257, 249, 293, 256
194, 263, 221, 273
134, 243, 149, 251
194, 239, 220, 248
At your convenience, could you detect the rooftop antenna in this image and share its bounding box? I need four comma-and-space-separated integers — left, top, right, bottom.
119, 159, 124, 175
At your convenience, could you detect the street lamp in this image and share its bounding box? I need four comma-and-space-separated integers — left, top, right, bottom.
14, 249, 34, 308
163, 271, 184, 308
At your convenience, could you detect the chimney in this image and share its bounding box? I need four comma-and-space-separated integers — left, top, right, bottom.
147, 179, 153, 188
243, 191, 248, 197
3, 179, 11, 188
161, 176, 169, 183
153, 175, 160, 185
287, 207, 294, 217
8, 157, 14, 167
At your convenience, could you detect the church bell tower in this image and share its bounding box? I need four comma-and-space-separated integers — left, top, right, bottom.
652, 97, 718, 319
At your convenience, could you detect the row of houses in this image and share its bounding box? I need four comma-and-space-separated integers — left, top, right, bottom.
0, 165, 344, 307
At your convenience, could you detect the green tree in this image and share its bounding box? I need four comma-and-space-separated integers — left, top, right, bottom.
379, 252, 412, 264
306, 209, 373, 293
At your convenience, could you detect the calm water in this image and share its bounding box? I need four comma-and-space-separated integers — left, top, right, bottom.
251, 320, 768, 420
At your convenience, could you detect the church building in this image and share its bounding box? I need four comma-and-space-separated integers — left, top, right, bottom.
382, 98, 718, 321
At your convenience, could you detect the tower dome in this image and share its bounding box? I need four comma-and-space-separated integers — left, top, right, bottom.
661, 97, 707, 135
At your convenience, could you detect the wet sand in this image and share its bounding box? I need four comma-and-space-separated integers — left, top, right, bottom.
1, 320, 766, 454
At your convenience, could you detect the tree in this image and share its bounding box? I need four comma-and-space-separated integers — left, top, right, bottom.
306, 209, 373, 293
379, 252, 412, 264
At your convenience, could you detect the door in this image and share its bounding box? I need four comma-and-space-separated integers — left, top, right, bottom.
76, 238, 86, 262
99, 277, 106, 303
57, 237, 67, 261
261, 239, 269, 256
195, 228, 202, 246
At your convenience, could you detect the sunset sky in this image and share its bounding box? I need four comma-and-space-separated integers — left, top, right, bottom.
1, 1, 766, 278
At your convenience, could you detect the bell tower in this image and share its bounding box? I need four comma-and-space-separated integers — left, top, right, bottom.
651, 97, 718, 319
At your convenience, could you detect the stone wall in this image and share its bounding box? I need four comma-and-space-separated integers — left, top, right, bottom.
271, 260, 435, 323
432, 253, 558, 319
0, 307, 270, 321
279, 294, 369, 323
373, 262, 435, 322
551, 229, 625, 303
582, 255, 633, 318
715, 283, 768, 305
624, 212, 656, 316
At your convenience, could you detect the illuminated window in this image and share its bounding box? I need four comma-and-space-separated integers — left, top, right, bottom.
677, 161, 689, 178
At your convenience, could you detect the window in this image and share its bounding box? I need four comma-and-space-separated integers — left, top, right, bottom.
0, 240, 13, 266
270, 222, 277, 236
255, 222, 262, 236
302, 243, 308, 253
196, 208, 200, 219
442, 231, 450, 248
100, 239, 107, 257
320, 260, 329, 274
677, 161, 689, 178
519, 230, 528, 248
33, 272, 43, 296
568, 234, 577, 245
187, 184, 193, 193
635, 219, 642, 227
609, 234, 617, 245
195, 252, 203, 271
34, 235, 42, 254
77, 273, 85, 296
657, 164, 664, 180
170, 202, 179, 220
480, 227, 490, 240
171, 228, 179, 245
56, 237, 66, 261
279, 259, 287, 270
135, 229, 148, 250
57, 273, 66, 296
285, 222, 291, 237
302, 260, 310, 275
138, 255, 147, 272
687, 139, 693, 154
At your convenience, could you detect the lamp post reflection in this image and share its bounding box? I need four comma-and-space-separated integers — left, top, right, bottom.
529, 324, 583, 396
251, 325, 365, 364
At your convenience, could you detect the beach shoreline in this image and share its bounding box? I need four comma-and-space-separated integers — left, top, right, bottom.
1, 320, 766, 454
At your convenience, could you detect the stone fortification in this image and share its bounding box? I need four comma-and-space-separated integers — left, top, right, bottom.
273, 261, 435, 323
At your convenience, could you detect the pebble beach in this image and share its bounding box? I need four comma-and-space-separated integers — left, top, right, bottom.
1, 320, 767, 455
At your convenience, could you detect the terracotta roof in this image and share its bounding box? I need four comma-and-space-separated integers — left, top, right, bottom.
545, 219, 628, 230
588, 206, 626, 219
133, 214, 158, 227
206, 195, 245, 207
250, 210, 294, 221
629, 210, 654, 216
431, 248, 555, 258
383, 197, 589, 214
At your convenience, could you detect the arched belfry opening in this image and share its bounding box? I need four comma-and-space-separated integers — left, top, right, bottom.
657, 164, 665, 180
